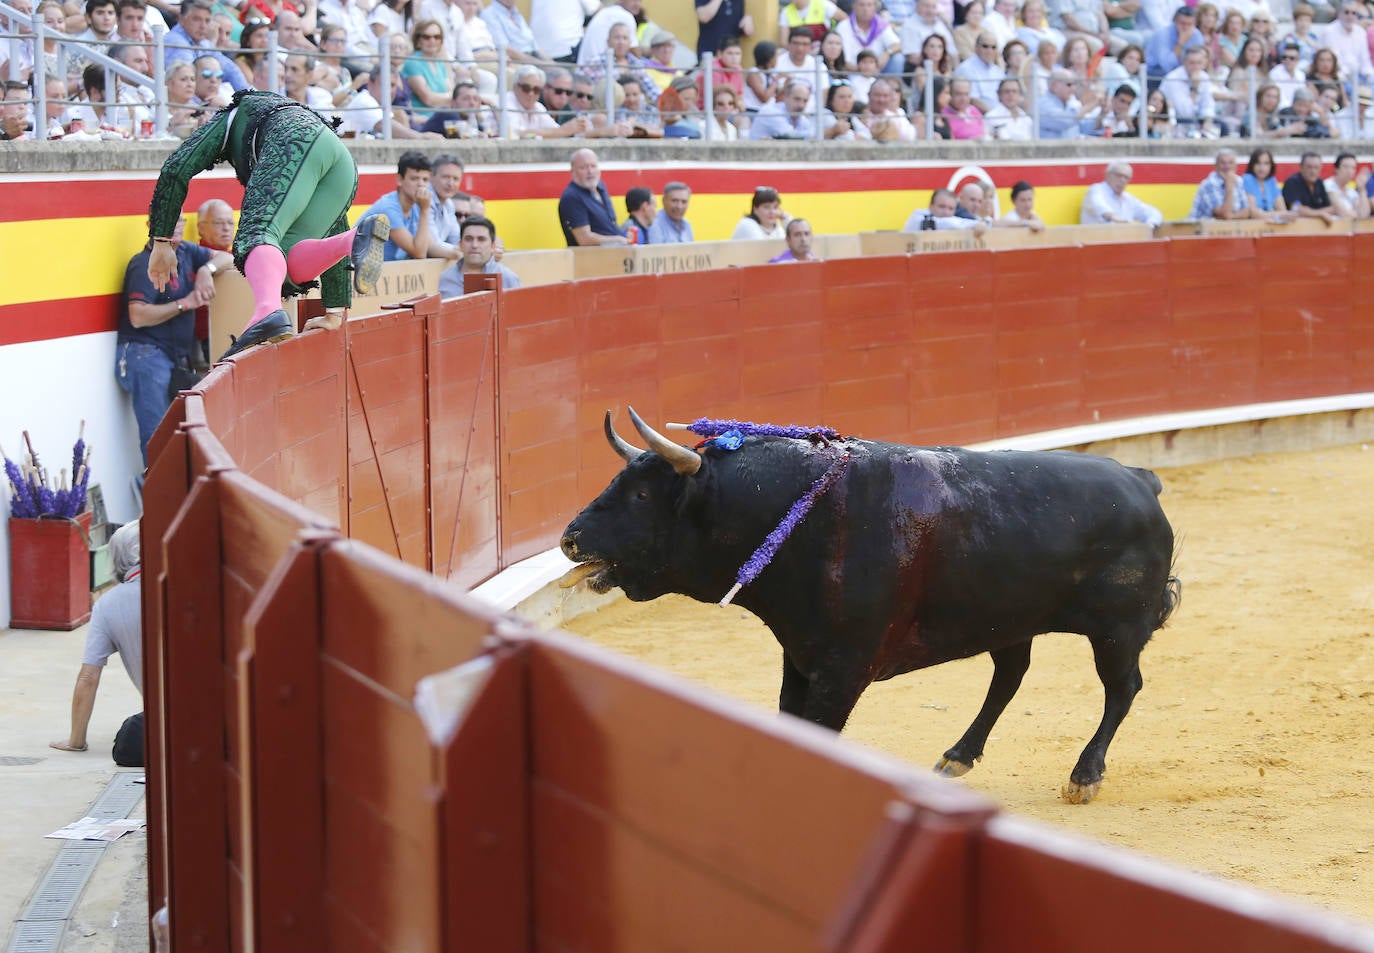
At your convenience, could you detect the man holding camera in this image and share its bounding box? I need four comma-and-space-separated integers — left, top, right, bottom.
902, 188, 990, 235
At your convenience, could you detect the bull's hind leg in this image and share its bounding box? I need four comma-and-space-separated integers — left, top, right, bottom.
935, 640, 1032, 778
1063, 628, 1147, 804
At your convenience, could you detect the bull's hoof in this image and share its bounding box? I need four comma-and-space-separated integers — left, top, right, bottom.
934, 756, 974, 778
1061, 780, 1102, 804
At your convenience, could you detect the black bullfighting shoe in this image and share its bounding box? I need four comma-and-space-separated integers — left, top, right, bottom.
219, 309, 294, 361
351, 213, 390, 295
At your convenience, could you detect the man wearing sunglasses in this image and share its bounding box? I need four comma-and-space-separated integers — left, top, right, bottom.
953, 30, 1004, 113
1267, 44, 1307, 108
541, 66, 577, 119
163, 0, 246, 91
505, 63, 586, 137
192, 53, 231, 108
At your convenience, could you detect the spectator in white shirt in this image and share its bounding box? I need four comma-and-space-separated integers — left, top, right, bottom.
1080, 161, 1163, 225
1267, 41, 1307, 106
953, 29, 1005, 110
984, 75, 1035, 137
1159, 44, 1216, 128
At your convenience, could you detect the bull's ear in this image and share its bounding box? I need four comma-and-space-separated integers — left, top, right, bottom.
604, 410, 643, 464
628, 406, 702, 475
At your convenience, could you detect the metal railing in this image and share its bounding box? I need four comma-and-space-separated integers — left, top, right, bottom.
0, 7, 1367, 145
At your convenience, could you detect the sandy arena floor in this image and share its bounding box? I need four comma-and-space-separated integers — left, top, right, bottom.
564, 442, 1374, 923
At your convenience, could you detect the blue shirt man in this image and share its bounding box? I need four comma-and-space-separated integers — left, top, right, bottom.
362, 151, 434, 261
1037, 70, 1085, 139
1145, 6, 1202, 78
115, 215, 230, 462
558, 149, 629, 247
480, 0, 545, 60
163, 0, 247, 91
647, 183, 695, 243
748, 81, 816, 139
437, 216, 522, 296
1190, 150, 1251, 220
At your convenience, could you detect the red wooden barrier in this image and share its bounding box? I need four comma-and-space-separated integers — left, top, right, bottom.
139, 237, 1374, 953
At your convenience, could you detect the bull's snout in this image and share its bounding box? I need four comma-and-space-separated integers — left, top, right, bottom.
560, 529, 581, 561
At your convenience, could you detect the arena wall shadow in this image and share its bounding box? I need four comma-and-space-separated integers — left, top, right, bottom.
140, 238, 1374, 952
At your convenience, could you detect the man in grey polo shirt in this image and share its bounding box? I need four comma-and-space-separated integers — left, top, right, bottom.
51, 522, 143, 753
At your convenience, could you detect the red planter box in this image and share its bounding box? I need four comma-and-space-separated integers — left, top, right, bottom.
8, 511, 92, 630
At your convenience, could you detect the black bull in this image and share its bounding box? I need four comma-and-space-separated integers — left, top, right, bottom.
561, 409, 1181, 803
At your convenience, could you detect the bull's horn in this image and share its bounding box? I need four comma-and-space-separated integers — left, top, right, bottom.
604, 410, 643, 463
628, 406, 701, 475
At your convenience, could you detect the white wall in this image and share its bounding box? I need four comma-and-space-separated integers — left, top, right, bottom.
0, 332, 144, 628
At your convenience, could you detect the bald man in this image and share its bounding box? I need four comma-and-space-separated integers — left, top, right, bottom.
557, 148, 630, 246
191, 198, 236, 361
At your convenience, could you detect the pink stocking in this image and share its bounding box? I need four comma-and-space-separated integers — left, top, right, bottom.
242, 245, 288, 327
285, 228, 357, 284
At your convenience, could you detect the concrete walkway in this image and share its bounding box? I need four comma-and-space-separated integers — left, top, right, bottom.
0, 621, 149, 953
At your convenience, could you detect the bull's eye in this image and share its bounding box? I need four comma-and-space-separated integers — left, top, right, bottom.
635, 488, 650, 502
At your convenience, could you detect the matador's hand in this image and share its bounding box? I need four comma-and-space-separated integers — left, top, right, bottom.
148, 242, 177, 292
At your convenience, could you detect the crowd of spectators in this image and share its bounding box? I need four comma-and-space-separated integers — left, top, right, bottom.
102, 137, 1367, 527
6, 0, 1374, 139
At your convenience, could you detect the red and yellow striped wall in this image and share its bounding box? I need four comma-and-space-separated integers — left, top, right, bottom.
0, 155, 1223, 350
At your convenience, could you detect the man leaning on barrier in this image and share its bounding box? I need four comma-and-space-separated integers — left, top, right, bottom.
1080, 161, 1163, 226
903, 188, 991, 235
119, 212, 233, 462
1282, 151, 1340, 225
1190, 148, 1257, 220
769, 218, 820, 262
437, 216, 522, 298
559, 148, 631, 246
648, 182, 695, 244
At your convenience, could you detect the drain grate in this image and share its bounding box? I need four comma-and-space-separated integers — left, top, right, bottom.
7, 921, 62, 953
0, 756, 43, 766
87, 772, 145, 820
20, 845, 103, 921
6, 773, 147, 953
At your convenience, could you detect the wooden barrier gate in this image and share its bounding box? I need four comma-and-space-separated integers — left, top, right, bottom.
142, 237, 1374, 952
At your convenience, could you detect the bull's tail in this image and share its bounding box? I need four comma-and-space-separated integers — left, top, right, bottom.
1129, 466, 1163, 496
1157, 574, 1182, 629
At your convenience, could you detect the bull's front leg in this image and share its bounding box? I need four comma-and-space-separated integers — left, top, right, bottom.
936, 640, 1032, 778
794, 658, 871, 733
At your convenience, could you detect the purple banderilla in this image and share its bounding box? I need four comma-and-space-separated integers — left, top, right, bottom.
718, 449, 851, 607
686, 418, 841, 442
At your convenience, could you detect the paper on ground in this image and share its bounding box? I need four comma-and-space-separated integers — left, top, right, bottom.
46, 816, 146, 841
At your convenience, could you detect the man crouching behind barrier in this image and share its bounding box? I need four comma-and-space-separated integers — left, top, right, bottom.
145, 89, 390, 361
